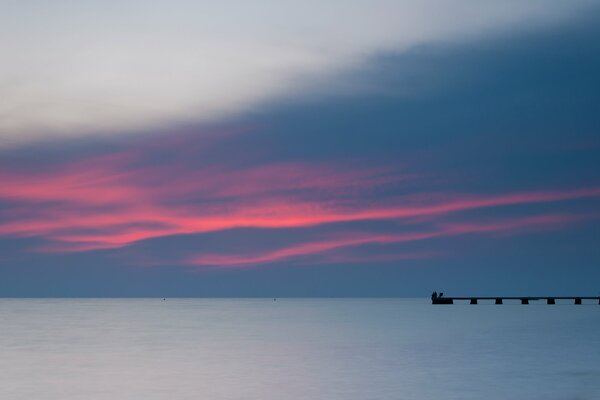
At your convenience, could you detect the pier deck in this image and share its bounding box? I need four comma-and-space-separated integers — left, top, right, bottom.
431, 296, 600, 304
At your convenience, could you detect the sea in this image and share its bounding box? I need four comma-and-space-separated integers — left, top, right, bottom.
1, 298, 599, 400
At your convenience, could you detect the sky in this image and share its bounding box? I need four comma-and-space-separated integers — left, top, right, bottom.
1, 1, 599, 297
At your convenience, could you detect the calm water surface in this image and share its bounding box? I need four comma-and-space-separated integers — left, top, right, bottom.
1, 298, 599, 400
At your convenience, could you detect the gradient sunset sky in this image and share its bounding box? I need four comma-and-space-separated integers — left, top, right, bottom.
1, 1, 599, 296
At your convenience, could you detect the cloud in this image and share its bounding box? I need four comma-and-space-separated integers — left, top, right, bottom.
185, 213, 585, 268
1, 136, 598, 256
0, 0, 594, 145
186, 231, 440, 267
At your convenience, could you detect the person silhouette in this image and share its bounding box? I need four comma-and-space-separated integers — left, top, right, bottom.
431, 291, 438, 301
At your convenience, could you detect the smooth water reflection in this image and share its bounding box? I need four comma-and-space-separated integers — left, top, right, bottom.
1, 298, 599, 399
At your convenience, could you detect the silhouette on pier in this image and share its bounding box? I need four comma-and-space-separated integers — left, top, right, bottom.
431, 291, 600, 305
431, 291, 453, 304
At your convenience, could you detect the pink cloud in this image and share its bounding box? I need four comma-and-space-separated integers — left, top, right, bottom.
187, 231, 440, 267
185, 213, 590, 268
1, 146, 599, 255
439, 213, 586, 235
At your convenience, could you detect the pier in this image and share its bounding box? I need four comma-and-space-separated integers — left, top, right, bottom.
431, 292, 600, 305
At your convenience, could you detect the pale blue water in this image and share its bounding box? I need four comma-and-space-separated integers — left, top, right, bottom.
1, 298, 599, 400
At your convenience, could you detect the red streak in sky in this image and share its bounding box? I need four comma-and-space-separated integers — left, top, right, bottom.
186, 213, 579, 267
1, 151, 599, 255
187, 231, 440, 267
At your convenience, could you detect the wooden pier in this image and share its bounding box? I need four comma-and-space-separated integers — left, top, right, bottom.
431, 294, 600, 305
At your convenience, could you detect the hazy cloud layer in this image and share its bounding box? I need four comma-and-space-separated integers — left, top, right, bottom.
0, 0, 594, 145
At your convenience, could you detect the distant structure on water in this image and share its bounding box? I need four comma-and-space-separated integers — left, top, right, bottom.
431, 291, 600, 305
